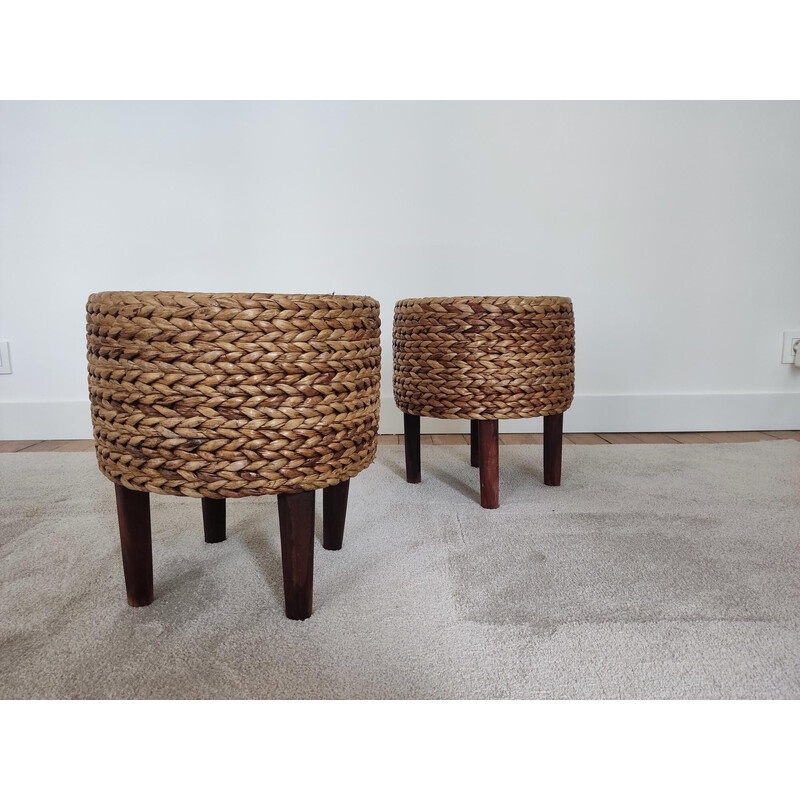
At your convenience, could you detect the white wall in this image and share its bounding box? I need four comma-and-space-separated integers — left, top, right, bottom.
1, 101, 799, 438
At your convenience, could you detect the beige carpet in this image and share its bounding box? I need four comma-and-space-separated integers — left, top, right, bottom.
1, 442, 799, 699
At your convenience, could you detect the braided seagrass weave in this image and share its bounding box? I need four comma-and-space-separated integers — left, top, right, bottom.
393, 296, 574, 420
87, 292, 381, 499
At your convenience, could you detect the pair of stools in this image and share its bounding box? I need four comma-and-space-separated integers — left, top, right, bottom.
87, 293, 575, 619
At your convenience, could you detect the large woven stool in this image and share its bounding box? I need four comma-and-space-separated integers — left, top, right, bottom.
87, 292, 381, 620
393, 296, 574, 509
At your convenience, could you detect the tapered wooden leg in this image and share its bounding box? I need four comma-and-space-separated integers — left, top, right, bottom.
478, 420, 499, 509
470, 420, 480, 467
323, 480, 349, 551
543, 413, 563, 486
404, 412, 421, 483
201, 497, 226, 543
277, 490, 316, 620
114, 484, 153, 607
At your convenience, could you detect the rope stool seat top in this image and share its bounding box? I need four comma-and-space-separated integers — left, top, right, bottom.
87, 292, 381, 498
393, 295, 574, 420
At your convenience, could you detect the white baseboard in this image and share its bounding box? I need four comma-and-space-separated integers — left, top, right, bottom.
1, 393, 798, 440
379, 393, 800, 434
0, 401, 95, 440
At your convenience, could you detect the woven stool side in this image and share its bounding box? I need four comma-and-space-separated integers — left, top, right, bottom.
87, 292, 381, 498
393, 295, 574, 420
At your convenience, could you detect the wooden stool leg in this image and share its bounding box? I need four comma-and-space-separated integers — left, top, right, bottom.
323, 479, 349, 551
404, 412, 421, 483
478, 420, 499, 509
277, 490, 316, 620
201, 497, 226, 543
114, 484, 154, 607
470, 419, 480, 467
543, 413, 564, 486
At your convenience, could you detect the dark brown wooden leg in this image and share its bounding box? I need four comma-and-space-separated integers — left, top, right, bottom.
201, 497, 226, 543
277, 490, 315, 620
478, 420, 499, 509
543, 413, 564, 486
114, 484, 153, 607
323, 479, 349, 551
470, 419, 480, 467
404, 412, 421, 483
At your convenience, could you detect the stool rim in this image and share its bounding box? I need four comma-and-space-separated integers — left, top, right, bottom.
88, 290, 379, 306
394, 295, 572, 306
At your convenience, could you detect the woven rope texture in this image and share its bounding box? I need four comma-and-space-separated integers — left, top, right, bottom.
87, 292, 381, 498
393, 296, 574, 420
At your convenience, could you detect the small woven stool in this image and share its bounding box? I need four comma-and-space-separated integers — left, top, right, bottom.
87, 291, 381, 619
393, 296, 574, 508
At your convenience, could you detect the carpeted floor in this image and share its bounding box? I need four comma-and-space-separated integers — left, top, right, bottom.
1, 442, 799, 699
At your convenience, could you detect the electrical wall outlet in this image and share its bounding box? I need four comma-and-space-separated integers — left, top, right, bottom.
0, 341, 10, 374
781, 331, 800, 365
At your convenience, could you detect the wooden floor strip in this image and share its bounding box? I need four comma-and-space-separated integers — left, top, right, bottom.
699, 431, 781, 443
499, 433, 543, 445
1, 432, 797, 452
764, 430, 800, 441
564, 433, 606, 445
666, 432, 716, 444
15, 441, 62, 452
629, 433, 680, 444
18, 440, 96, 453
430, 434, 468, 445
0, 440, 44, 453
51, 440, 96, 452
597, 433, 643, 444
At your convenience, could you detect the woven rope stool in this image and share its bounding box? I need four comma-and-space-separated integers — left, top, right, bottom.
393, 296, 574, 508
87, 291, 381, 620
